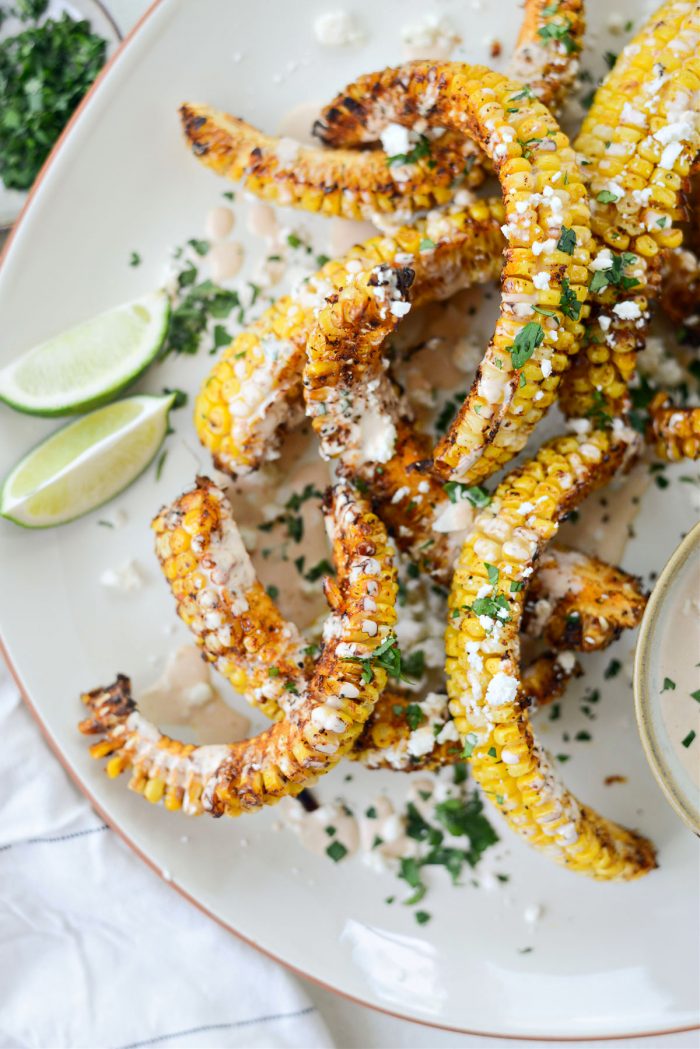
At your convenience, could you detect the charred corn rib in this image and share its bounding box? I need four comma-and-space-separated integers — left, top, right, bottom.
522, 546, 648, 650
304, 262, 413, 467
152, 478, 308, 721
446, 429, 656, 879
661, 248, 700, 339
510, 0, 585, 112
355, 651, 582, 771
80, 481, 398, 816
195, 203, 503, 477
314, 61, 593, 485
647, 393, 700, 460
180, 104, 479, 222
559, 1, 700, 424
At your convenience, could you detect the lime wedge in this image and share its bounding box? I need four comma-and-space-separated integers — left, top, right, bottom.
0, 393, 175, 528
0, 290, 171, 416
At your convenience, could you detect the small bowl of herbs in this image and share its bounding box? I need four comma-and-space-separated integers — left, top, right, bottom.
0, 0, 121, 229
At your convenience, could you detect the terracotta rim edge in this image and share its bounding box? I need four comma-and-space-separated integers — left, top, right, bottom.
0, 0, 698, 1039
634, 521, 700, 836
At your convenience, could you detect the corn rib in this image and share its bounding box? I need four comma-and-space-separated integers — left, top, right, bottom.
559, 0, 700, 425
446, 429, 656, 879
80, 480, 398, 816
180, 104, 478, 222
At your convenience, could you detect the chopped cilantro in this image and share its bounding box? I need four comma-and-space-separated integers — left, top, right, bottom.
154, 450, 167, 481
162, 386, 188, 410
387, 134, 431, 167
287, 232, 303, 249
596, 189, 620, 204
365, 806, 377, 819
471, 592, 511, 622
0, 13, 107, 190
509, 322, 544, 369
485, 563, 499, 586
326, 840, 348, 862
537, 18, 578, 53
188, 238, 209, 256
325, 826, 336, 837
463, 733, 478, 758
603, 51, 618, 69
575, 730, 592, 742
559, 277, 581, 320
443, 482, 491, 507
661, 677, 676, 692
415, 910, 431, 925
557, 226, 577, 255
266, 584, 279, 600
681, 730, 696, 749
691, 690, 700, 703
419, 237, 436, 251
315, 253, 330, 267
510, 581, 524, 592
267, 667, 280, 678
343, 634, 415, 684
604, 659, 622, 680
304, 558, 335, 583
129, 251, 141, 267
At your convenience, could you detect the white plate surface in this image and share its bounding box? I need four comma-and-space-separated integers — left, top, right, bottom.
1, 0, 699, 1038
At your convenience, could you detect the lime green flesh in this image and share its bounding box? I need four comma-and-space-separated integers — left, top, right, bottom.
0, 394, 174, 527
0, 290, 170, 416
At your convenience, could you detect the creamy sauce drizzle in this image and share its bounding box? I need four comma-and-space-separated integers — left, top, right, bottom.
139, 645, 250, 744
558, 461, 650, 565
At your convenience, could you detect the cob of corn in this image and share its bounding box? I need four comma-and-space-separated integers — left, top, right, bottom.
152, 478, 308, 721
522, 546, 648, 649
313, 61, 594, 485
195, 201, 503, 477
80, 480, 399, 816
647, 394, 700, 461
180, 105, 480, 222
559, 0, 700, 424
446, 428, 656, 879
509, 0, 585, 112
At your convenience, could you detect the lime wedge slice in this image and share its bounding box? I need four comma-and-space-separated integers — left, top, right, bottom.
0, 393, 175, 528
0, 290, 171, 416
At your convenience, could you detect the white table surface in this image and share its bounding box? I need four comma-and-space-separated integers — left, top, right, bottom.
3, 1, 698, 1046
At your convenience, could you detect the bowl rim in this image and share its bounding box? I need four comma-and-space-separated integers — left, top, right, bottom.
633, 519, 700, 837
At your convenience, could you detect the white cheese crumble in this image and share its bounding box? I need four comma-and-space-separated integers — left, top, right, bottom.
612, 301, 642, 321
313, 10, 365, 47
380, 123, 411, 157
99, 560, 145, 593
485, 672, 519, 708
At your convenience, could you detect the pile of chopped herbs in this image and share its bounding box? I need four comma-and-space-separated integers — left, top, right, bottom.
0, 6, 107, 190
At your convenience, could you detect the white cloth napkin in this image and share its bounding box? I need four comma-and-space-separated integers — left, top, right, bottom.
0, 664, 332, 1049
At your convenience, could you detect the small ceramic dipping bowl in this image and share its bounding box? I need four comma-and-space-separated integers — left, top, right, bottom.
634, 520, 700, 835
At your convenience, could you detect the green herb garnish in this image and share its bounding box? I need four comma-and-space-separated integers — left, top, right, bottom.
0, 13, 106, 190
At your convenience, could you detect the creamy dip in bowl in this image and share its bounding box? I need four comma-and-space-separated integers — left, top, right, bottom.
635, 521, 700, 835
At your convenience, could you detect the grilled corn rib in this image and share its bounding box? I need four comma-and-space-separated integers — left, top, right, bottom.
354, 651, 582, 771
180, 104, 479, 223
559, 1, 700, 425
509, 0, 584, 112
522, 546, 648, 650
647, 393, 700, 461
446, 429, 656, 879
313, 61, 593, 485
195, 203, 503, 477
80, 480, 398, 816
661, 247, 700, 340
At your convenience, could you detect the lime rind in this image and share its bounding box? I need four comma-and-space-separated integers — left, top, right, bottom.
0, 393, 175, 528
0, 290, 171, 417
